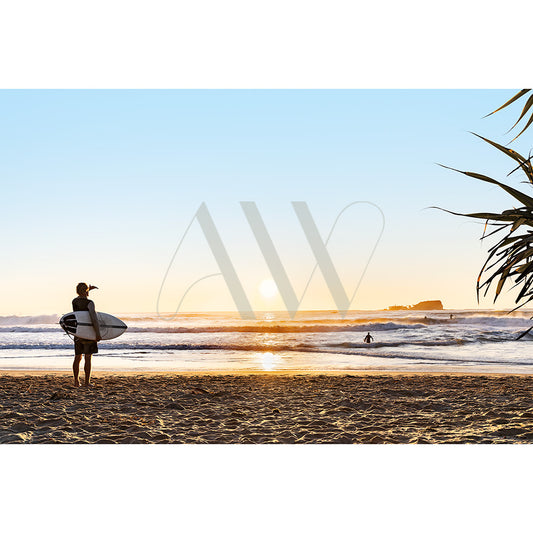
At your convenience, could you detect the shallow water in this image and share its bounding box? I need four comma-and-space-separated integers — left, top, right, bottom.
0, 309, 532, 373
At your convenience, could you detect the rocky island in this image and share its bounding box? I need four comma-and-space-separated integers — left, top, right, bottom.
386, 300, 444, 311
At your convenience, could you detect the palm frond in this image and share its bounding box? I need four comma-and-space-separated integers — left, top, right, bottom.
445, 91, 533, 330
439, 143, 533, 313
471, 133, 533, 184
484, 90, 530, 118
484, 89, 533, 141
437, 164, 533, 209
511, 112, 533, 143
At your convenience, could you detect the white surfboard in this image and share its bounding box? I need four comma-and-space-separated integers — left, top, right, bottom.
59, 311, 127, 341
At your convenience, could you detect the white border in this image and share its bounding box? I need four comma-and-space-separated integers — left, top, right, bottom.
0, 1, 532, 88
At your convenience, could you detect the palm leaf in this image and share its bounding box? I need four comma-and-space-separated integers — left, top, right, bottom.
508, 94, 533, 131
511, 113, 533, 143
437, 164, 533, 209
483, 89, 531, 118
440, 92, 533, 329
472, 133, 528, 165
431, 207, 529, 223
471, 133, 533, 184
484, 89, 533, 141
439, 141, 533, 318
516, 325, 533, 340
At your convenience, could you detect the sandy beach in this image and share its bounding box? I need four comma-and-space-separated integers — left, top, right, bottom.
1, 371, 533, 444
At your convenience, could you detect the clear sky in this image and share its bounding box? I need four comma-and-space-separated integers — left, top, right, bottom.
1, 89, 531, 315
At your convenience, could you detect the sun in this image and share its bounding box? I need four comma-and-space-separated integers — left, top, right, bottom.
259, 279, 278, 299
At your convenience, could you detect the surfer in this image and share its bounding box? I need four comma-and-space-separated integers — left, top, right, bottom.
71, 282, 101, 388
363, 332, 373, 344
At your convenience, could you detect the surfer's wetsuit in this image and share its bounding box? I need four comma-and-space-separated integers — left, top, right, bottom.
72, 297, 99, 355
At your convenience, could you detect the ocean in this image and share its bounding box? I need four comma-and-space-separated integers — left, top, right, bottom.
0, 310, 532, 373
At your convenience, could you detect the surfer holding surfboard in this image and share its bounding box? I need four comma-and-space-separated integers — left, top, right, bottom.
71, 282, 101, 388
59, 284, 127, 387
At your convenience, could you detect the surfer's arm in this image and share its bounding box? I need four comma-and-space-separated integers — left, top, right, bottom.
87, 301, 102, 342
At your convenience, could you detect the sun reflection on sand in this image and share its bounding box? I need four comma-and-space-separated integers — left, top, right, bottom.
259, 351, 279, 371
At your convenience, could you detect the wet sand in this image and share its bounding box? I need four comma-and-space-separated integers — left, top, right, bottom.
1, 371, 533, 444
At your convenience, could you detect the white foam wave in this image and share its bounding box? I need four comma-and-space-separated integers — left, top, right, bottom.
0, 315, 60, 325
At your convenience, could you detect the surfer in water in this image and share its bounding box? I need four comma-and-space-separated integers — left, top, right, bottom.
72, 282, 101, 388
363, 332, 374, 344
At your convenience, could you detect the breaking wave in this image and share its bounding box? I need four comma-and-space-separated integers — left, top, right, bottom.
0, 315, 60, 325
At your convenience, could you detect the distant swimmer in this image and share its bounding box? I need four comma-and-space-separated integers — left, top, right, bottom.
449, 314, 454, 320
363, 332, 374, 344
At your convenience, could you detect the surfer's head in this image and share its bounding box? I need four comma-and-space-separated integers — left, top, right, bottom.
76, 282, 89, 296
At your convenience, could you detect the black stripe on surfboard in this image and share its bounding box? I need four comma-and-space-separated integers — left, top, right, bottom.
76, 322, 127, 329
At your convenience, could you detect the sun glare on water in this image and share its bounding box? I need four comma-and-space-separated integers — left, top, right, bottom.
260, 352, 278, 371
259, 279, 278, 299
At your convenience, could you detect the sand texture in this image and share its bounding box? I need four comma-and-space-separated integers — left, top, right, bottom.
1, 373, 533, 444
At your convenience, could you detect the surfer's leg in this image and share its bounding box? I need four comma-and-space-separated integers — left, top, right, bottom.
84, 354, 92, 386
73, 354, 82, 386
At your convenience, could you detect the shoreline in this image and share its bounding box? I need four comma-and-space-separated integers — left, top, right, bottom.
2, 367, 533, 377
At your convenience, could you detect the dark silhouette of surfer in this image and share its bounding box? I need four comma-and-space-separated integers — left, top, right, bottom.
363, 332, 374, 344
71, 282, 101, 388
